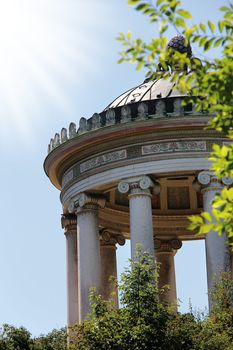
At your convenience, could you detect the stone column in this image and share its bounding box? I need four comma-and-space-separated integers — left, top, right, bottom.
69, 192, 105, 321
61, 214, 79, 327
155, 239, 182, 308
100, 230, 125, 306
118, 176, 159, 258
198, 171, 233, 303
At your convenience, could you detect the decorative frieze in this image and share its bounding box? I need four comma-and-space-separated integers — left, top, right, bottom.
80, 149, 127, 173
222, 141, 232, 146
142, 141, 206, 155
58, 138, 220, 186
62, 170, 74, 188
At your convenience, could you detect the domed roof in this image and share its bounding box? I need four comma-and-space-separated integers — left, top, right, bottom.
104, 77, 185, 111
104, 35, 192, 111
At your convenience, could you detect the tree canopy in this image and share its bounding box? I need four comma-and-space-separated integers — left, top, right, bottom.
71, 250, 233, 350
117, 0, 233, 243
0, 252, 233, 350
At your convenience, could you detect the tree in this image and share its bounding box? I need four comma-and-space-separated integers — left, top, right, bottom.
33, 328, 67, 350
0, 324, 32, 350
71, 249, 200, 350
197, 273, 233, 350
0, 325, 66, 350
117, 0, 233, 242
0, 256, 232, 350
70, 250, 233, 350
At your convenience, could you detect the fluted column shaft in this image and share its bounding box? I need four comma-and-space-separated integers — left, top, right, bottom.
62, 214, 79, 327
69, 193, 105, 321
198, 171, 232, 304
100, 230, 125, 307
155, 239, 182, 308
118, 176, 159, 259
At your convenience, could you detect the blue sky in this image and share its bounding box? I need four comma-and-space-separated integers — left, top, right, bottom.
0, 0, 223, 336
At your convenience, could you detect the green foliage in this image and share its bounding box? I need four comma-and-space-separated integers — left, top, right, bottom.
117, 0, 233, 242
72, 249, 173, 350
165, 313, 201, 350
0, 255, 232, 350
33, 328, 67, 350
119, 248, 160, 319
197, 273, 233, 350
0, 325, 66, 350
189, 187, 233, 239
70, 251, 233, 350
210, 143, 233, 178
0, 324, 32, 350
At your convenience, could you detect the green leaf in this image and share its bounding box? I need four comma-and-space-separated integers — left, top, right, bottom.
227, 188, 233, 201
208, 21, 215, 33
136, 60, 144, 71
220, 6, 230, 12
136, 3, 149, 11
199, 36, 207, 47
199, 223, 214, 234
177, 9, 192, 19
218, 21, 224, 33
175, 17, 186, 28
214, 37, 223, 47
192, 35, 200, 43
204, 37, 215, 51
212, 199, 226, 208
118, 58, 124, 64
220, 145, 228, 157
202, 212, 212, 222
200, 23, 206, 32
190, 215, 204, 224
128, 0, 141, 5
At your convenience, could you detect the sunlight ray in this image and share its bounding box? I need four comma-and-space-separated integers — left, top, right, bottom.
0, 0, 107, 145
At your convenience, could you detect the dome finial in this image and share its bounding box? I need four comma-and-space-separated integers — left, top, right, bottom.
167, 35, 192, 58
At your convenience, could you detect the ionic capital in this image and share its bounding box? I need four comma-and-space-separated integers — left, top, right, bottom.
61, 213, 77, 234
118, 175, 160, 197
68, 192, 106, 214
197, 171, 233, 193
154, 239, 182, 254
100, 229, 126, 247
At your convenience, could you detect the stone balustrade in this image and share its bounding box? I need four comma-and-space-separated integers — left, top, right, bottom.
47, 97, 204, 154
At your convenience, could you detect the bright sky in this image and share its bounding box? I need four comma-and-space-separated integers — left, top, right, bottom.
0, 0, 223, 336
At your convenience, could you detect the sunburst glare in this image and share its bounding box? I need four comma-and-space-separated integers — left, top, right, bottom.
0, 0, 104, 145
